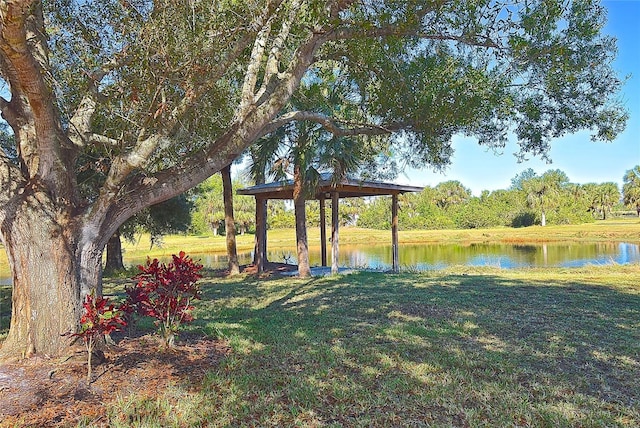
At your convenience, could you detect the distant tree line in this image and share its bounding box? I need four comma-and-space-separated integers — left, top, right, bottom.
188, 166, 639, 235
359, 168, 634, 230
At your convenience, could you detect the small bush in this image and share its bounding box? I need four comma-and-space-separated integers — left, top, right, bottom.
124, 251, 203, 347
73, 292, 126, 381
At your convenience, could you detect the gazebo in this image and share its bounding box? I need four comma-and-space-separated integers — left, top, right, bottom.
238, 174, 423, 274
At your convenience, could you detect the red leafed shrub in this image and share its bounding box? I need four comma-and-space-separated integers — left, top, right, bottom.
124, 251, 203, 347
73, 292, 126, 381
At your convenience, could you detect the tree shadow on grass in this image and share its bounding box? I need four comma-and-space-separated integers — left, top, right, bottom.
2, 270, 638, 426
196, 270, 640, 426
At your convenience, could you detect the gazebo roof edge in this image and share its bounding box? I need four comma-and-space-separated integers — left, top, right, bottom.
237, 173, 423, 199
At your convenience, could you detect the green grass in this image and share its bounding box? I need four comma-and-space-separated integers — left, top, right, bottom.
0, 220, 638, 424
96, 264, 640, 427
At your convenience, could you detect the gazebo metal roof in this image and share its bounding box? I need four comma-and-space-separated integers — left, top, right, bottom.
237, 173, 423, 199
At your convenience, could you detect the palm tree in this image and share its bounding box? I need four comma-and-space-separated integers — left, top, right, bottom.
591, 182, 620, 220
250, 122, 366, 277
623, 166, 640, 216
522, 170, 569, 226
221, 164, 240, 275
247, 73, 393, 277
434, 181, 471, 209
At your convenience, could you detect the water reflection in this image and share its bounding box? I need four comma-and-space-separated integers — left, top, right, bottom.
126, 241, 640, 271
0, 242, 638, 284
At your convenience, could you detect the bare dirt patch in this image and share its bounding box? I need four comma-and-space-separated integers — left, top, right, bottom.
0, 335, 231, 427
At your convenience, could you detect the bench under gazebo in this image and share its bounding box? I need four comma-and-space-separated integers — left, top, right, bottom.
238, 174, 422, 274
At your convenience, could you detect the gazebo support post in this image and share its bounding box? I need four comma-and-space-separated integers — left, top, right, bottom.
255, 196, 267, 273
331, 192, 339, 274
392, 193, 399, 273
320, 195, 327, 267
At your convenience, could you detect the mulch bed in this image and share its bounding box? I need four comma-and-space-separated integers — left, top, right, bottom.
0, 335, 231, 427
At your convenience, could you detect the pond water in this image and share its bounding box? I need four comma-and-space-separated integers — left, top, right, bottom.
0, 241, 638, 285
128, 241, 640, 271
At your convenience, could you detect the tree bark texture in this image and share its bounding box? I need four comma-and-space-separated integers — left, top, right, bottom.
293, 165, 311, 278
0, 191, 95, 359
222, 165, 240, 275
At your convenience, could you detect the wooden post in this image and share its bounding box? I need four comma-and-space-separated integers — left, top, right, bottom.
255, 196, 267, 273
261, 198, 268, 267
320, 195, 327, 267
331, 192, 339, 274
392, 193, 399, 273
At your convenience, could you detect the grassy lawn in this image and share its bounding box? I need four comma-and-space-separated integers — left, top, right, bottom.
93, 264, 640, 427
0, 220, 638, 425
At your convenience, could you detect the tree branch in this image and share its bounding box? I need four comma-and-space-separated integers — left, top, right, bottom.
88, 133, 119, 146
326, 25, 502, 50
68, 56, 128, 147
0, 0, 78, 202
261, 110, 399, 138
94, 0, 358, 231
238, 12, 274, 117
256, 0, 303, 101
85, 14, 279, 226
166, 6, 279, 134
86, 133, 171, 227
0, 95, 17, 126
67, 94, 97, 147
161, 1, 342, 189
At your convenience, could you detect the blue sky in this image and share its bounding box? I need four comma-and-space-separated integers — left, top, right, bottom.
399, 0, 640, 195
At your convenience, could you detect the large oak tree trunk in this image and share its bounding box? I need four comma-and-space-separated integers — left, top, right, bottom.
293, 165, 311, 278
0, 191, 103, 359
